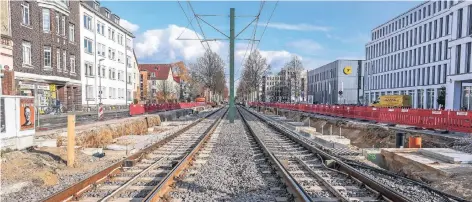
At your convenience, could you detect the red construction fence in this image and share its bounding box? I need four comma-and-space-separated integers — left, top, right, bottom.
129, 102, 206, 116
249, 102, 472, 133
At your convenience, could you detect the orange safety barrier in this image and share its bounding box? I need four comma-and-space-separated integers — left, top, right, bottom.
129, 104, 145, 116
408, 136, 422, 148
248, 102, 472, 133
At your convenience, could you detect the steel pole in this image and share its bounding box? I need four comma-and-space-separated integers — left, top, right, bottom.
229, 8, 235, 123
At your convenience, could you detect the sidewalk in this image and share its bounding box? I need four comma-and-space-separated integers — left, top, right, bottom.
38, 109, 129, 119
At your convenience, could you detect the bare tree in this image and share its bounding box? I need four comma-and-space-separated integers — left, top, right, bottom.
241, 50, 270, 102
156, 80, 175, 102
190, 50, 226, 102
283, 56, 304, 103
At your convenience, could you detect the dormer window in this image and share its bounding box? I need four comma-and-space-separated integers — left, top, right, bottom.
94, 3, 99, 10
105, 11, 110, 18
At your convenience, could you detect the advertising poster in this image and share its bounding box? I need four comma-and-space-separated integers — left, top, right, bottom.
20, 98, 35, 131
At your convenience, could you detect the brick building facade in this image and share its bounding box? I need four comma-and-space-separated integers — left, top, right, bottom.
10, 0, 81, 112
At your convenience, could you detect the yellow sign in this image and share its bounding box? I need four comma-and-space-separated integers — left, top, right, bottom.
343, 66, 352, 75
49, 84, 56, 99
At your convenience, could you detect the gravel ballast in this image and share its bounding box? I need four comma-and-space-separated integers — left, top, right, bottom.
0, 109, 217, 202
169, 113, 291, 201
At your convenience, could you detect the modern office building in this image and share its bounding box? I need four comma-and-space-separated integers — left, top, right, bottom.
11, 0, 82, 111
365, 0, 472, 110
307, 60, 363, 105
79, 0, 135, 108
447, 1, 472, 110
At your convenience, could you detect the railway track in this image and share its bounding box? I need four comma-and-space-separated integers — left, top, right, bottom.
41, 107, 227, 202
237, 106, 465, 202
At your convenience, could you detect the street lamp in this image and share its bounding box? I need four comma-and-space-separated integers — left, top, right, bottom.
98, 58, 105, 105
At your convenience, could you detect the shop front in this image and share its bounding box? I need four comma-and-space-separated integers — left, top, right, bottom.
17, 80, 81, 114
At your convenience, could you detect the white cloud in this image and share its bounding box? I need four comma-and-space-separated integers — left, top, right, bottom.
286, 39, 323, 54
261, 22, 330, 32
120, 19, 140, 33
134, 24, 224, 62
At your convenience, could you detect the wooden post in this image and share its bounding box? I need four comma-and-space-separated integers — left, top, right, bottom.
67, 115, 76, 167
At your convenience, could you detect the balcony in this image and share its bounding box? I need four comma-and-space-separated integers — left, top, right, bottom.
1, 36, 13, 49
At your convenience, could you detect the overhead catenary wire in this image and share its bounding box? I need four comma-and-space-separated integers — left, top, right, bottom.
187, 0, 212, 52
236, 0, 279, 86
239, 1, 265, 70
177, 1, 208, 52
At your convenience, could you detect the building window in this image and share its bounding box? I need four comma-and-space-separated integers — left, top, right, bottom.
22, 2, 30, 26
105, 11, 110, 18
56, 12, 60, 34
469, 5, 472, 35
467, 42, 471, 73
84, 38, 93, 54
63, 50, 67, 71
22, 42, 31, 65
61, 16, 66, 36
458, 8, 463, 38
97, 43, 106, 57
70, 55, 76, 73
44, 46, 52, 68
94, 3, 99, 10
446, 14, 450, 35
69, 24, 75, 42
118, 51, 123, 63
56, 49, 61, 71
86, 85, 94, 99
97, 22, 105, 35
85, 62, 94, 77
456, 45, 461, 74
42, 9, 50, 32
84, 14, 92, 30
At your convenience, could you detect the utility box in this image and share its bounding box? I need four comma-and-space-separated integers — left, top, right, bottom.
0, 96, 35, 150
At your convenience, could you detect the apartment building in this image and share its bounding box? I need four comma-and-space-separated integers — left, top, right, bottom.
261, 74, 281, 102
1, 0, 14, 96
307, 60, 363, 105
79, 0, 135, 108
138, 64, 180, 103
365, 0, 472, 110
11, 0, 82, 111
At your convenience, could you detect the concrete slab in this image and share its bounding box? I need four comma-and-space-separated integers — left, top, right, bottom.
381, 148, 472, 177
419, 148, 472, 164
311, 135, 351, 148
299, 127, 317, 138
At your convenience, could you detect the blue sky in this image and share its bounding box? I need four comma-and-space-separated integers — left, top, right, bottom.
103, 1, 420, 81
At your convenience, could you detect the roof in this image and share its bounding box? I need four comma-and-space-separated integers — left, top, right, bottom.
81, 2, 135, 38
138, 64, 172, 80
173, 76, 181, 83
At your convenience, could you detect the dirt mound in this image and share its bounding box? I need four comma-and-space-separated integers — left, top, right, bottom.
57, 116, 161, 148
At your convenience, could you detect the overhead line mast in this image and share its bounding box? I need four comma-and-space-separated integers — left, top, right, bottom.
176, 1, 273, 123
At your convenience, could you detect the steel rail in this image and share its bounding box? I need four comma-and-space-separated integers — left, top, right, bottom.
241, 106, 412, 202
237, 107, 312, 202
258, 106, 469, 202
40, 107, 223, 202
142, 108, 229, 202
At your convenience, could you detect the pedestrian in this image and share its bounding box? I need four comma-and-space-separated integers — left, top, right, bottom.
55, 99, 61, 114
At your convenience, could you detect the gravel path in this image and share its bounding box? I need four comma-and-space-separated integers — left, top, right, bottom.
169, 112, 291, 201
